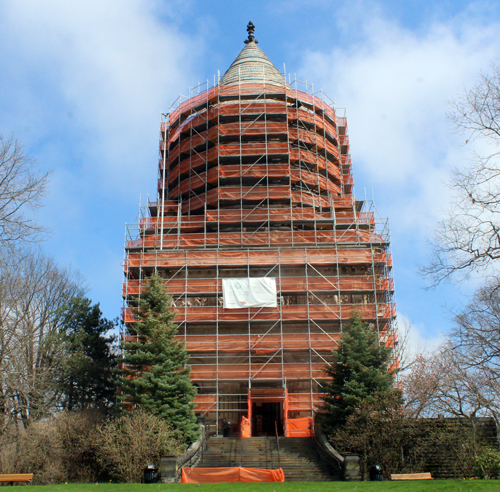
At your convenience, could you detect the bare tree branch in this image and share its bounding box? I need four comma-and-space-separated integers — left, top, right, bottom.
422, 62, 500, 285
402, 277, 500, 425
0, 248, 84, 437
0, 135, 50, 264
401, 345, 498, 423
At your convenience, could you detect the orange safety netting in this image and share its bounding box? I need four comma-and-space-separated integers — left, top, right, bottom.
164, 105, 338, 146
179, 186, 334, 213
123, 303, 389, 323
193, 394, 217, 412
138, 208, 375, 231
283, 389, 289, 431
132, 229, 385, 250
181, 467, 285, 483
122, 333, 339, 353
137, 211, 376, 235
165, 85, 337, 135
285, 417, 314, 437
164, 124, 339, 163
287, 393, 324, 411
125, 276, 391, 295
166, 147, 341, 184
241, 416, 251, 438
167, 166, 341, 199
126, 247, 385, 269
242, 391, 252, 438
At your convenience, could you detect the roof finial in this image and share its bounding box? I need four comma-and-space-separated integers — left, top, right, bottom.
244, 21, 258, 44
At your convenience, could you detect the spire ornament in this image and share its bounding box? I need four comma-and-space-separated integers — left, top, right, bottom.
244, 21, 258, 44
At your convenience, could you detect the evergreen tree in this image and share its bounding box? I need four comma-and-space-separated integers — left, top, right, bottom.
57, 296, 117, 413
118, 273, 199, 443
321, 311, 399, 433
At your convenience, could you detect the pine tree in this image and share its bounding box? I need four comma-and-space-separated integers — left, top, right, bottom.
118, 273, 199, 443
57, 296, 117, 413
321, 311, 399, 434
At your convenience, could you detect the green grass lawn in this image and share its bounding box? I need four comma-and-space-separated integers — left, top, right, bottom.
23, 481, 499, 492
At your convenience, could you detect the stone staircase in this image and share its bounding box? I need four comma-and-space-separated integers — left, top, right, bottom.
196, 436, 341, 481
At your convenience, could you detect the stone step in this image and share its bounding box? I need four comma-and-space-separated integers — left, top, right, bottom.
196, 436, 340, 482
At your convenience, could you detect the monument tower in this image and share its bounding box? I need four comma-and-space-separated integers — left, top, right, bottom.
123, 22, 397, 437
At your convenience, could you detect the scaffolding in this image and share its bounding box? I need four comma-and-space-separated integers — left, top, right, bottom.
122, 60, 397, 436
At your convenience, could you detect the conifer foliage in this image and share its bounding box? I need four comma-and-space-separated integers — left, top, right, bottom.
321, 311, 398, 433
57, 296, 117, 413
118, 273, 199, 443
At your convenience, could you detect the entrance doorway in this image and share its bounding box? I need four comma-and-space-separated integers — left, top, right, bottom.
252, 401, 283, 436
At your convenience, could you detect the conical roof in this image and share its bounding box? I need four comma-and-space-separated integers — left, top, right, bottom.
219, 40, 290, 88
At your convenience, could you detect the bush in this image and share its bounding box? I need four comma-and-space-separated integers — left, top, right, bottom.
2, 408, 187, 484
330, 412, 495, 479
474, 448, 500, 479
16, 410, 104, 485
95, 408, 185, 483
329, 394, 421, 479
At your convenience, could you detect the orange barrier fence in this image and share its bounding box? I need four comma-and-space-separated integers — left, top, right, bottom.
181, 467, 285, 483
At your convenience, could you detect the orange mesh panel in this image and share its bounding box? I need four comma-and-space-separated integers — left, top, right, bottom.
194, 395, 217, 412
287, 393, 323, 411
165, 85, 336, 124
165, 104, 336, 141
181, 467, 285, 483
283, 389, 289, 434
288, 149, 340, 179
286, 417, 313, 437
247, 390, 252, 435
124, 276, 388, 296
205, 208, 335, 223
188, 363, 327, 381
241, 416, 251, 439
168, 167, 341, 199
122, 304, 384, 324
126, 248, 385, 269
133, 228, 383, 249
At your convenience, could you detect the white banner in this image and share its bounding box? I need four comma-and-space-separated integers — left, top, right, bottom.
222, 278, 277, 309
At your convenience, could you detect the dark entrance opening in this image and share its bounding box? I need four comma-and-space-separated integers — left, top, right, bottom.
252, 402, 283, 436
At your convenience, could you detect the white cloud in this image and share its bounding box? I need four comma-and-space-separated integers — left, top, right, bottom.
299, 13, 500, 235
0, 0, 203, 317
295, 7, 500, 339
0, 0, 202, 194
397, 312, 445, 362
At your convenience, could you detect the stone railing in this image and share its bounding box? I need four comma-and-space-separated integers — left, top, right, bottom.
313, 427, 361, 481
313, 432, 344, 475
160, 425, 208, 483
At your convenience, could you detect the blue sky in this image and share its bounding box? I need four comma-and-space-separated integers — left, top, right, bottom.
1, 0, 500, 351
